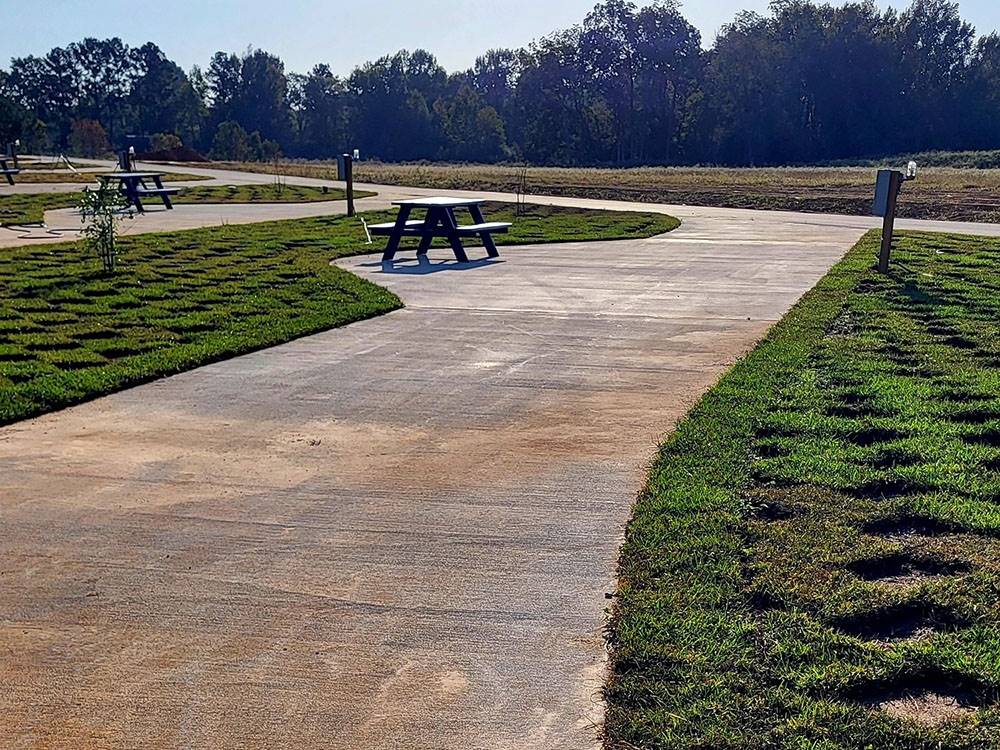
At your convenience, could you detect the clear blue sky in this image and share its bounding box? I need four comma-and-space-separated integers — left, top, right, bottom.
6, 1, 1000, 76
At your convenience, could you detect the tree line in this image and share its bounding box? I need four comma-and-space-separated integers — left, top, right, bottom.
1, 0, 998, 166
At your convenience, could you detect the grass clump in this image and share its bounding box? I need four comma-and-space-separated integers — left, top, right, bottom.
607, 230, 1000, 749
0, 202, 677, 424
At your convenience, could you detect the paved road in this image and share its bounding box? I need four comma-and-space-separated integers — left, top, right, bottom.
3, 167, 1000, 748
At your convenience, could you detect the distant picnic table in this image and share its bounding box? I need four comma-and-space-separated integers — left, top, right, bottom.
370, 197, 511, 263
0, 156, 20, 186
97, 171, 178, 212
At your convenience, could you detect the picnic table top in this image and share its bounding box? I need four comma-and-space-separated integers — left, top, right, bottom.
97, 171, 163, 180
392, 196, 486, 208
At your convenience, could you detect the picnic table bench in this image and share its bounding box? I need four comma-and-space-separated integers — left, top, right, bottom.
0, 156, 20, 186
370, 197, 511, 263
97, 171, 179, 212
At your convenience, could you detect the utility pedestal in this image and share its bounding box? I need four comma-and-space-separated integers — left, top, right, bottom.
339, 153, 356, 217
872, 162, 916, 273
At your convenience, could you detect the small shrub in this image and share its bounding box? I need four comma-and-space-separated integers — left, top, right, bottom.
78, 183, 130, 274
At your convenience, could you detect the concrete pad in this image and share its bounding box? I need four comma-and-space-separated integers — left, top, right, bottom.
0, 205, 870, 748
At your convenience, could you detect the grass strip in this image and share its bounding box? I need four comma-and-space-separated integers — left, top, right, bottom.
172, 184, 374, 205
607, 230, 1000, 748
0, 184, 369, 226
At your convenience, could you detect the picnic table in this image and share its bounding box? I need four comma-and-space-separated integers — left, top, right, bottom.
370, 197, 511, 263
0, 156, 19, 186
97, 171, 178, 212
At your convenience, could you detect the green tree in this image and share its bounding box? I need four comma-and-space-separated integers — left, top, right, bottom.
130, 43, 204, 145
435, 84, 510, 161
68, 118, 110, 157
896, 0, 974, 150
514, 30, 616, 164
346, 50, 446, 160
70, 38, 142, 145
205, 51, 242, 134
0, 72, 38, 147
235, 50, 292, 143
633, 1, 703, 163
298, 64, 350, 158
6, 47, 82, 147
965, 33, 1000, 148
204, 49, 292, 150
471, 49, 520, 115
211, 120, 252, 160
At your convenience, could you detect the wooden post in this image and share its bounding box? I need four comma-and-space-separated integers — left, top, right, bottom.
343, 153, 356, 217
877, 170, 901, 274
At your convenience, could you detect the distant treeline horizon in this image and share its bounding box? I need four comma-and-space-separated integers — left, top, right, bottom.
2, 0, 999, 167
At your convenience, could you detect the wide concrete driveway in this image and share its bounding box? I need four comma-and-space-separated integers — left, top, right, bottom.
4, 180, 999, 748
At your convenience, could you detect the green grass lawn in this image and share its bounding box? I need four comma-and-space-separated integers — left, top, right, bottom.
0, 184, 364, 226
607, 230, 1000, 748
0, 193, 81, 225
173, 183, 374, 205
0, 203, 678, 425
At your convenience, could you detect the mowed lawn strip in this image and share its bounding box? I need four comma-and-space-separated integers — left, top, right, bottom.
0, 202, 678, 425
607, 230, 1000, 749
172, 183, 376, 205
0, 184, 370, 226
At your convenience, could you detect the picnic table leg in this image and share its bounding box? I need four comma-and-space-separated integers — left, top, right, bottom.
382, 205, 413, 261
468, 204, 500, 258
1, 160, 13, 186
416, 232, 434, 255
153, 175, 173, 209
417, 208, 444, 256
126, 179, 144, 213
442, 209, 470, 263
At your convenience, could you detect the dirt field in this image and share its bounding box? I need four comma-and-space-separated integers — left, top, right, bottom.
204, 161, 1000, 223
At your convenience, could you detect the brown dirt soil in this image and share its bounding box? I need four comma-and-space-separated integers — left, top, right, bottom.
877, 690, 979, 727
139, 146, 209, 162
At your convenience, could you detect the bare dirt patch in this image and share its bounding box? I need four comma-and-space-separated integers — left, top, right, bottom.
876, 689, 979, 727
